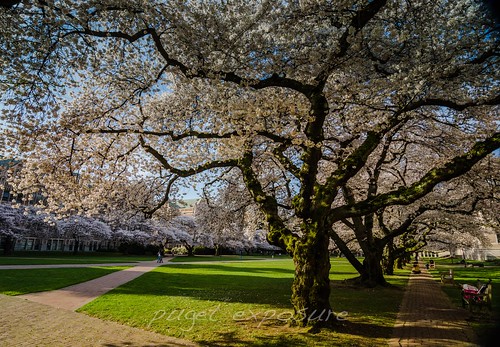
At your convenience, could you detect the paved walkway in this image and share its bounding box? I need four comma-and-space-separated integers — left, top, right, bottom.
389, 262, 478, 346
19, 260, 164, 310
0, 293, 197, 347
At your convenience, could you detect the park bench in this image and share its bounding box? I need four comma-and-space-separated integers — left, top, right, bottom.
440, 270, 454, 285
461, 279, 492, 311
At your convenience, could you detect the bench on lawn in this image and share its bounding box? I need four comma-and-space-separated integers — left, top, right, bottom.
440, 270, 454, 285
461, 279, 492, 312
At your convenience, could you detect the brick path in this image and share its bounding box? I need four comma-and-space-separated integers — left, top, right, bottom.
0, 293, 197, 347
389, 263, 478, 346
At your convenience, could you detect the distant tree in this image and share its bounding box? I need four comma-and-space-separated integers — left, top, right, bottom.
57, 215, 112, 253
0, 204, 59, 254
164, 215, 212, 256
194, 173, 283, 255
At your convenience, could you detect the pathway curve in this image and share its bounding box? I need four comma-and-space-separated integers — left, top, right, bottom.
19, 260, 166, 310
389, 262, 478, 346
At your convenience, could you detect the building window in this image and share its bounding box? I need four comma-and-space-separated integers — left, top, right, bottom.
25, 238, 34, 250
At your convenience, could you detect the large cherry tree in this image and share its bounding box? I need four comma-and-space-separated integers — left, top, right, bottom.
1, 1, 499, 327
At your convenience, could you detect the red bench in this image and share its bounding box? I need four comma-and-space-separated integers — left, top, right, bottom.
461, 279, 492, 311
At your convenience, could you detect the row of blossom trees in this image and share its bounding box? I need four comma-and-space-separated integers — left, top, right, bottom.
0, 201, 281, 256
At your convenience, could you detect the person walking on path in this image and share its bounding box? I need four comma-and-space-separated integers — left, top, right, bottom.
157, 250, 164, 263
389, 260, 478, 346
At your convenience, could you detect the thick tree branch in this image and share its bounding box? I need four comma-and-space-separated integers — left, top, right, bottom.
272, 144, 301, 178
142, 175, 178, 218
293, 92, 328, 217
88, 127, 238, 140
88, 126, 292, 144
378, 205, 430, 245
330, 132, 500, 222
316, 0, 387, 81
319, 130, 385, 203
409, 94, 500, 111
328, 229, 365, 274
339, 0, 387, 56
139, 136, 237, 177
237, 151, 296, 251
147, 29, 317, 95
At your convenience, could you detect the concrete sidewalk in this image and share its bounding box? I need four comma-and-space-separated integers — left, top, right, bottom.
389, 262, 478, 346
19, 260, 165, 311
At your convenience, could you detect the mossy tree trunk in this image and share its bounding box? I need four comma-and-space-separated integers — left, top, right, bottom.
361, 245, 387, 287
383, 240, 396, 275
290, 227, 332, 327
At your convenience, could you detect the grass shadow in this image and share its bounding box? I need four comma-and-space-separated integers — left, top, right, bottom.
164, 263, 296, 275
80, 260, 405, 347
107, 269, 294, 306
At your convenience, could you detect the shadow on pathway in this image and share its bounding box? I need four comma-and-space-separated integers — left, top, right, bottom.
389, 262, 478, 347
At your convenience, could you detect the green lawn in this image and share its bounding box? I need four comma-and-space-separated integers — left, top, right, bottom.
428, 258, 500, 346
80, 258, 408, 346
0, 266, 130, 295
0, 255, 153, 265
169, 255, 284, 262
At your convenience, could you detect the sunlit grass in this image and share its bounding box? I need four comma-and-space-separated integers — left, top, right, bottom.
429, 258, 500, 346
169, 254, 285, 263
0, 255, 152, 265
0, 266, 130, 295
80, 258, 407, 346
